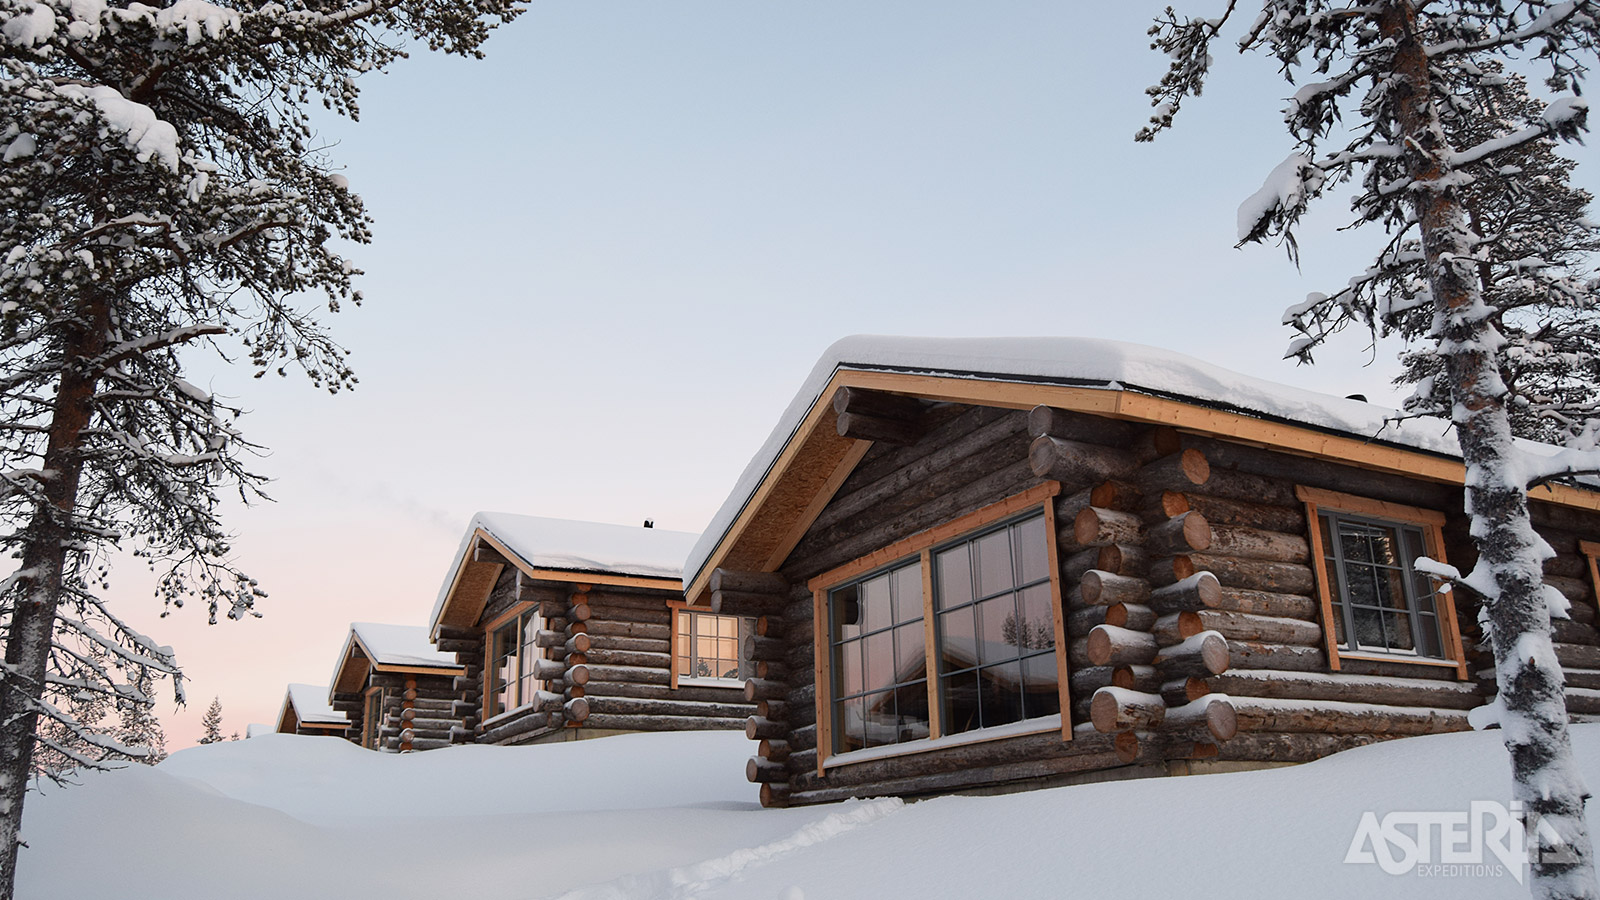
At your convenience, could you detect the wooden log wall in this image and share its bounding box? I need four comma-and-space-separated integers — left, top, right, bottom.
1468, 521, 1600, 722
755, 398, 1600, 805
468, 572, 753, 746
329, 690, 363, 745
369, 671, 459, 752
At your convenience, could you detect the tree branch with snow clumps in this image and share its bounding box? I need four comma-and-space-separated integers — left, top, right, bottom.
0, 0, 523, 891
1139, 3, 1600, 898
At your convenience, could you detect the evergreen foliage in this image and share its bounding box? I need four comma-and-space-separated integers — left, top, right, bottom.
0, 0, 521, 891
1138, 3, 1600, 897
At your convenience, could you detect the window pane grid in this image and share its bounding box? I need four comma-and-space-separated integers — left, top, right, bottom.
830, 561, 930, 753
682, 612, 750, 681
1322, 512, 1442, 659
488, 606, 543, 717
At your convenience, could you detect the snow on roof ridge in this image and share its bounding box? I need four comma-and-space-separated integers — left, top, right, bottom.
285, 682, 346, 725
682, 334, 1574, 589
428, 513, 702, 631
350, 622, 460, 669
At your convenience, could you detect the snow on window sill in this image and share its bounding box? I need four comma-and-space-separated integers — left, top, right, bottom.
480, 702, 545, 730
676, 676, 745, 689
1338, 651, 1459, 668
822, 714, 1065, 771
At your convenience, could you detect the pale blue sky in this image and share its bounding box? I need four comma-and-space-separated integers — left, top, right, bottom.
122, 1, 1594, 743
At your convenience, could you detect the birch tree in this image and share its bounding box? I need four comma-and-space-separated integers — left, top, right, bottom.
0, 0, 520, 892
1138, 3, 1600, 898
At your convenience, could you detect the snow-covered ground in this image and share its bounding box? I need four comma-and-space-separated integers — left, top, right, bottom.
19, 726, 1600, 899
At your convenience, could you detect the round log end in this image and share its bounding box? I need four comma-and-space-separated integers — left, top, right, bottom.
1086, 626, 1113, 667
572, 632, 592, 653
564, 696, 590, 723
1160, 490, 1189, 518
1113, 730, 1140, 763
744, 716, 761, 740
1180, 448, 1210, 486
1152, 426, 1182, 458
1189, 741, 1219, 759
832, 387, 854, 417
1195, 570, 1222, 607
1080, 569, 1105, 605
403, 689, 417, 701
569, 603, 593, 622
1096, 545, 1123, 574
834, 411, 856, 438
568, 664, 589, 686
759, 783, 789, 808
743, 679, 759, 703
1073, 507, 1100, 546
1198, 631, 1231, 675
1205, 697, 1238, 742
1171, 555, 1196, 581
1182, 511, 1212, 552
746, 757, 763, 783
1176, 610, 1204, 639
1027, 434, 1058, 477
1089, 689, 1120, 734
1105, 602, 1128, 628
1183, 676, 1211, 702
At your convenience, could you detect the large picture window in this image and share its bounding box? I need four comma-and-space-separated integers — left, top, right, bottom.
812, 483, 1069, 765
486, 606, 542, 719
1297, 485, 1466, 676
933, 514, 1060, 735
676, 611, 753, 684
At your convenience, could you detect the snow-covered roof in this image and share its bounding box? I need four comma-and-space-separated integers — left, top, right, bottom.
284, 683, 347, 727
244, 723, 272, 739
429, 513, 701, 630
349, 623, 460, 670
683, 334, 1585, 592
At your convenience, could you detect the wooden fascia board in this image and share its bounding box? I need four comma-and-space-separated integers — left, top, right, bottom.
330, 634, 370, 696
369, 661, 467, 677
474, 529, 685, 593
687, 368, 1600, 604
297, 720, 349, 731
684, 374, 858, 604
431, 531, 503, 637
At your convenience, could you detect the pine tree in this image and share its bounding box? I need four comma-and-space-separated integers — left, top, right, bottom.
0, 0, 520, 891
196, 698, 223, 746
1139, 4, 1600, 898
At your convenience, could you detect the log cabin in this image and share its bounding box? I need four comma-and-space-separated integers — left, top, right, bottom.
428, 513, 756, 746
327, 622, 467, 752
275, 683, 350, 738
681, 336, 1600, 807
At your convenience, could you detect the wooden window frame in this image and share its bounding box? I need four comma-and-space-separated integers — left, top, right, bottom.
1296, 485, 1468, 679
808, 481, 1069, 775
667, 603, 752, 689
481, 601, 542, 724
361, 685, 384, 750
1578, 541, 1600, 620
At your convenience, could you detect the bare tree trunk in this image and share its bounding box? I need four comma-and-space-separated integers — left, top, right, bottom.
1382, 5, 1597, 897
0, 294, 109, 898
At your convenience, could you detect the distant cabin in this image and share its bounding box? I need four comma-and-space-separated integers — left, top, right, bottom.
429, 513, 755, 746
327, 622, 466, 752
275, 683, 350, 738
683, 336, 1600, 807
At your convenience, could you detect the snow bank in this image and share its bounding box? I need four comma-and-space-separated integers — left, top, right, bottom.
18, 726, 1600, 899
